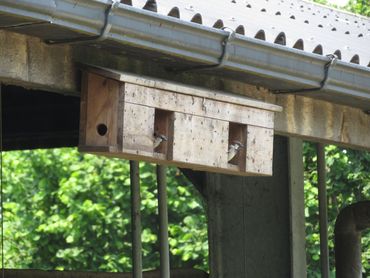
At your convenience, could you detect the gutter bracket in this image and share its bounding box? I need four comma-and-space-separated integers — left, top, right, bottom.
272, 54, 338, 94
171, 27, 236, 73
44, 0, 120, 45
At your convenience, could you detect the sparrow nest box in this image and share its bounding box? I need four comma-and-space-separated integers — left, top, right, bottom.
79, 66, 282, 176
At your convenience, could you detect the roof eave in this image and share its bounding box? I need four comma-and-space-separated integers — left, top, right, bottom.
0, 0, 369, 111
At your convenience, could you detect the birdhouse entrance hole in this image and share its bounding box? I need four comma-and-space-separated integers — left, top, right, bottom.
154, 109, 174, 155
228, 122, 247, 170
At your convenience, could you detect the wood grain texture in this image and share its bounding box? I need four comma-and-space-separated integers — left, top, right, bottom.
84, 73, 120, 148
124, 83, 274, 128
122, 103, 155, 153
85, 65, 282, 112
169, 113, 229, 169
246, 126, 274, 175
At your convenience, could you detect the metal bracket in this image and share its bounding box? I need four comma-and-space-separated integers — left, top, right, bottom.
44, 0, 120, 45
272, 54, 338, 94
171, 27, 236, 73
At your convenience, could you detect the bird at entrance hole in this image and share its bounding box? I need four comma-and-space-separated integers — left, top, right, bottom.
228, 141, 244, 162
153, 133, 167, 148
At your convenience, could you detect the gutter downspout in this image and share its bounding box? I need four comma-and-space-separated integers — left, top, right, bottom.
334, 201, 370, 278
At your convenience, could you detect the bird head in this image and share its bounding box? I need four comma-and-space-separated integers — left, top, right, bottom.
232, 141, 244, 149
154, 132, 168, 141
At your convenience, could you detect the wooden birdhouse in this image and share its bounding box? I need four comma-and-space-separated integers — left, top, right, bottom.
79, 66, 282, 176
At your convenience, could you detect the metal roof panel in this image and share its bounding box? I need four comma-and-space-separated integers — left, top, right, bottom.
125, 0, 370, 67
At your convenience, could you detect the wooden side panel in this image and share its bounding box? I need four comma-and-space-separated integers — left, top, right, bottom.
246, 126, 274, 175
124, 83, 274, 128
83, 73, 120, 148
79, 72, 89, 146
170, 113, 229, 168
122, 103, 155, 153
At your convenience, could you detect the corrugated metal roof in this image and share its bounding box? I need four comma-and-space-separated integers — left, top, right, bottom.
124, 0, 370, 67
0, 0, 369, 110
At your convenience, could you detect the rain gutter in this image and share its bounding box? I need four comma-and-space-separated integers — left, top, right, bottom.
0, 0, 370, 110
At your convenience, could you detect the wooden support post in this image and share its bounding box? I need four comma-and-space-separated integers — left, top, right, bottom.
317, 144, 330, 278
130, 161, 143, 278
207, 136, 296, 277
156, 165, 170, 278
288, 138, 307, 278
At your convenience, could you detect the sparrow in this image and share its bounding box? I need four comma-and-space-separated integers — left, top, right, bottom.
227, 141, 244, 162
153, 133, 167, 148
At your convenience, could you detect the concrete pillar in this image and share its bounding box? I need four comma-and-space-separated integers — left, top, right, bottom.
206, 136, 306, 278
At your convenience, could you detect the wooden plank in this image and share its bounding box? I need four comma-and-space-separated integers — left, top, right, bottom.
79, 71, 89, 146
124, 83, 274, 129
246, 126, 274, 175
169, 113, 229, 169
122, 103, 155, 153
84, 65, 282, 112
2, 269, 208, 278
84, 73, 120, 148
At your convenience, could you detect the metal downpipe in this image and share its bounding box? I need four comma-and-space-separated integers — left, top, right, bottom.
335, 201, 370, 278
130, 160, 143, 278
317, 143, 330, 278
156, 165, 170, 278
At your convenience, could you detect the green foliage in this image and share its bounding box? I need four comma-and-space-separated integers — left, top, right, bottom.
2, 145, 369, 276
312, 0, 370, 16
3, 149, 208, 271
303, 143, 370, 277
345, 0, 370, 17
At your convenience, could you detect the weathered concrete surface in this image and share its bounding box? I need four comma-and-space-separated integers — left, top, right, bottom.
0, 31, 76, 94
206, 136, 295, 277
288, 138, 307, 278
1, 30, 369, 150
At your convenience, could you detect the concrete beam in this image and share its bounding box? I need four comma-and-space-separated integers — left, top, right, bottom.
1, 30, 369, 150
0, 31, 77, 94
288, 138, 307, 277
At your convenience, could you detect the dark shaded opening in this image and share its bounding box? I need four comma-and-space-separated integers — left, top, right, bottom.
143, 0, 157, 12
235, 25, 245, 35
1, 84, 80, 151
274, 32, 286, 45
120, 0, 132, 5
293, 39, 304, 50
97, 124, 108, 136
191, 13, 202, 24
213, 19, 224, 29
334, 50, 342, 60
350, 55, 360, 64
168, 7, 180, 18
313, 45, 323, 55
255, 30, 266, 40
